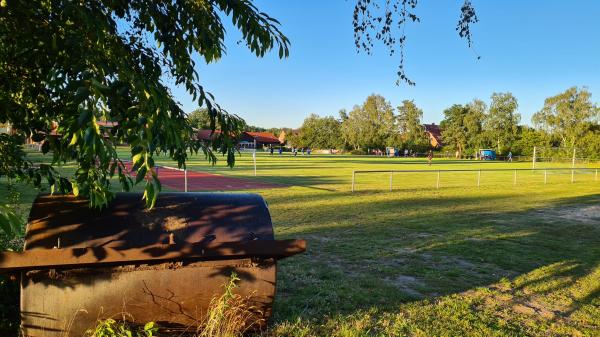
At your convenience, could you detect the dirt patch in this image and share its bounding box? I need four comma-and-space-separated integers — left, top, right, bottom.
387, 275, 425, 298
554, 205, 600, 224
512, 300, 557, 319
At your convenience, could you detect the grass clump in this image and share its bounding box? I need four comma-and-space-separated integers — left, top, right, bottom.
198, 272, 265, 337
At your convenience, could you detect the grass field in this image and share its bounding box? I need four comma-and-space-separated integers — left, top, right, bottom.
2, 150, 600, 336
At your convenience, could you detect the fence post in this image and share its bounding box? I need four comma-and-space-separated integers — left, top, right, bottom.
184, 169, 188, 192
436, 170, 440, 189
389, 171, 393, 192
544, 169, 547, 184
477, 170, 481, 187
351, 170, 355, 192
513, 169, 517, 186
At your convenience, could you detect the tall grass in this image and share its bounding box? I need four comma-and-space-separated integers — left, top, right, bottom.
198, 272, 265, 337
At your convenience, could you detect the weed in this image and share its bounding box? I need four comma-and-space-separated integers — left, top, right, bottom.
84, 319, 157, 337
198, 272, 265, 337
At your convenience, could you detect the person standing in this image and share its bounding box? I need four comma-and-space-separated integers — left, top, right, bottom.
508, 151, 513, 162
427, 150, 434, 166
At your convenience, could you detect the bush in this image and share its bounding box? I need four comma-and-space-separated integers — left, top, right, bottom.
349, 149, 366, 155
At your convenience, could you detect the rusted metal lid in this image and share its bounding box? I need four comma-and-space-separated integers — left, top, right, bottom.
25, 192, 275, 250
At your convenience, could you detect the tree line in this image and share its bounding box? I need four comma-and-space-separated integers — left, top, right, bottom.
277, 87, 600, 158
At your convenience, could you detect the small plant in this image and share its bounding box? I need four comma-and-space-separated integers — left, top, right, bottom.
198, 272, 265, 337
84, 319, 158, 337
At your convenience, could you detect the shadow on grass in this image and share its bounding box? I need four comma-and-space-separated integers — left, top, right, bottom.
269, 190, 600, 327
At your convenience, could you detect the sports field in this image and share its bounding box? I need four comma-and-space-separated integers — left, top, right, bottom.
2, 150, 600, 336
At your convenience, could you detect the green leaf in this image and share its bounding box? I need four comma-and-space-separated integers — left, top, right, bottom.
77, 109, 92, 127
71, 182, 80, 196
0, 214, 12, 236
135, 166, 147, 183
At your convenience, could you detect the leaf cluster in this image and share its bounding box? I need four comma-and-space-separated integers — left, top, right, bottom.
0, 0, 289, 210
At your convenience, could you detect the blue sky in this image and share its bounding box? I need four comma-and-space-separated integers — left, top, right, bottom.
171, 1, 600, 128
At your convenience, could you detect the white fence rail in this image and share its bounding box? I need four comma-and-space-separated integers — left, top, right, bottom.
351, 167, 599, 192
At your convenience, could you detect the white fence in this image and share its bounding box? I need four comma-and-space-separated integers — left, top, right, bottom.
351, 167, 600, 192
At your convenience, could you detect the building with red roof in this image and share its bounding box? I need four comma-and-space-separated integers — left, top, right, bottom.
423, 123, 443, 148
196, 130, 281, 149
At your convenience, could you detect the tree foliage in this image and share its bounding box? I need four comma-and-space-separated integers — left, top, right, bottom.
289, 114, 342, 149
440, 104, 469, 156
396, 100, 423, 142
532, 87, 599, 149
353, 0, 479, 85
463, 99, 486, 151
0, 0, 289, 234
484, 92, 520, 153
187, 108, 214, 130
341, 94, 396, 150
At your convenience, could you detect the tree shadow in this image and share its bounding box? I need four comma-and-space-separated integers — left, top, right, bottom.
268, 190, 600, 327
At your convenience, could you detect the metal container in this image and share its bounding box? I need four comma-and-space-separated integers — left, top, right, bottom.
0, 192, 305, 337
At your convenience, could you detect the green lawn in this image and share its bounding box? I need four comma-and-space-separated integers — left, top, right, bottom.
2, 150, 600, 336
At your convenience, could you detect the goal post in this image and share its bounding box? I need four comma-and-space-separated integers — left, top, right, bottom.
532, 146, 588, 168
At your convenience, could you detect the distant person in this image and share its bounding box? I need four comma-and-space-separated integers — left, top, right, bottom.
270, 146, 274, 155
293, 148, 298, 156
427, 150, 433, 166
404, 149, 408, 157
278, 147, 283, 155
307, 148, 311, 155
301, 148, 305, 155
508, 151, 513, 162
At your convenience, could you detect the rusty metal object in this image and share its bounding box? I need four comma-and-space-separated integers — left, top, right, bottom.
2, 192, 305, 337
0, 239, 306, 271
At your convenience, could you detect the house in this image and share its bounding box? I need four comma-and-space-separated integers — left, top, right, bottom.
196, 130, 281, 149
424, 123, 443, 148
240, 132, 281, 149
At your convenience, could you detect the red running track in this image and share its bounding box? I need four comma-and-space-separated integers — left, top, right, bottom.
124, 162, 283, 191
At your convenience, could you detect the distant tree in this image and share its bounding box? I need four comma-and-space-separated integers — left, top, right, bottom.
579, 131, 600, 160
396, 100, 426, 144
341, 95, 396, 150
532, 87, 599, 149
291, 114, 342, 149
243, 125, 267, 132
187, 109, 213, 130
463, 99, 487, 153
338, 109, 349, 122
512, 126, 551, 156
440, 105, 469, 157
484, 92, 520, 154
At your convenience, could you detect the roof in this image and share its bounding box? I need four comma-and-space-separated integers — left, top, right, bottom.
97, 121, 118, 127
196, 129, 222, 141
423, 123, 443, 146
244, 132, 281, 144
